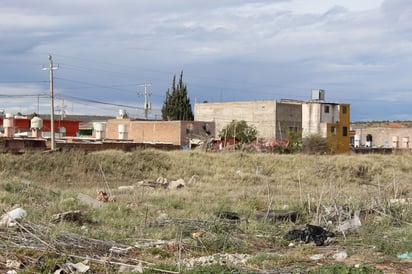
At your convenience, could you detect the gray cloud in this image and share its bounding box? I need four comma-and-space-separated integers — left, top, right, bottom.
0, 0, 411, 121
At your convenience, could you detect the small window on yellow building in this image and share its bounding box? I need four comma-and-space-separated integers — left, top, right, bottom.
342, 106, 347, 114
331, 126, 336, 134
342, 126, 348, 136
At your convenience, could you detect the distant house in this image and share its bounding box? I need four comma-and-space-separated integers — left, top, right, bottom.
302, 90, 350, 153
104, 117, 215, 147
194, 90, 351, 153
194, 100, 302, 141
0, 116, 80, 137
352, 123, 411, 149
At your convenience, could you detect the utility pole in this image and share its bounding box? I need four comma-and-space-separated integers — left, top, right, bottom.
42, 55, 59, 150
138, 83, 152, 119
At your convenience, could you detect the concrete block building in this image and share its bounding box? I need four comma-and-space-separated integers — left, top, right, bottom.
194, 90, 351, 153
104, 118, 215, 147
194, 100, 302, 140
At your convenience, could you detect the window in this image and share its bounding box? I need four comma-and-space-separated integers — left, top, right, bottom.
342, 106, 347, 114
324, 105, 330, 113
342, 126, 348, 136
330, 126, 336, 134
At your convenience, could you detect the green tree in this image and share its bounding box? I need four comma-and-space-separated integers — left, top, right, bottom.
161, 71, 194, 121
218, 120, 257, 143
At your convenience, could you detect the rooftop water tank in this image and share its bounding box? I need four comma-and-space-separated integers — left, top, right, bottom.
94, 122, 106, 140
118, 124, 128, 140
3, 114, 14, 128
93, 122, 106, 131
31, 116, 43, 129
118, 109, 128, 118
311, 89, 325, 101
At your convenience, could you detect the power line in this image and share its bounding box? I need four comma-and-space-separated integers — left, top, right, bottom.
62, 94, 144, 110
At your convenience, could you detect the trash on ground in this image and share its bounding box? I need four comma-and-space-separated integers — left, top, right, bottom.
284, 224, 335, 246
54, 261, 90, 273
0, 207, 27, 228
256, 209, 297, 222
97, 190, 115, 202
168, 179, 186, 189
332, 251, 348, 261
397, 252, 412, 260
6, 259, 21, 269
338, 210, 361, 233
214, 211, 244, 223
51, 210, 85, 225
310, 254, 325, 260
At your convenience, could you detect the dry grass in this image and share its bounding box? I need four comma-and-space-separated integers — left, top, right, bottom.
0, 149, 411, 272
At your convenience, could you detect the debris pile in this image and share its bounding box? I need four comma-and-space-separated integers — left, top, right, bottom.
137, 176, 186, 189
284, 224, 335, 246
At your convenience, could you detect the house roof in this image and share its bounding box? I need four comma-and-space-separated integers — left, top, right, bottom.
387, 123, 405, 128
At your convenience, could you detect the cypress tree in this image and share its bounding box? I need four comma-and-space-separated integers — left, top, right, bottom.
161, 71, 194, 121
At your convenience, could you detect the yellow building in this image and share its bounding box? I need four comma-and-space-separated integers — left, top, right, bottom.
302, 95, 350, 154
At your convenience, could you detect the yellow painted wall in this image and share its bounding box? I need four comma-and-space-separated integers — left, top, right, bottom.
327, 104, 350, 153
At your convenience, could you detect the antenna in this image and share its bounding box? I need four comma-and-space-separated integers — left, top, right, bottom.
138, 83, 152, 119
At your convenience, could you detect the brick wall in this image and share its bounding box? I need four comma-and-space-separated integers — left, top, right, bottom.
105, 118, 215, 146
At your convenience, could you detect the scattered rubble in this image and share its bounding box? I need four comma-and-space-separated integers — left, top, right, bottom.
51, 210, 83, 224
181, 253, 252, 269
77, 193, 105, 208
168, 179, 186, 189
188, 175, 201, 185
137, 177, 186, 189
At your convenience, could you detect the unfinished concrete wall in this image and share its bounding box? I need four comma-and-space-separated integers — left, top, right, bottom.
276, 102, 302, 139
194, 100, 277, 140
354, 128, 412, 149
302, 103, 323, 137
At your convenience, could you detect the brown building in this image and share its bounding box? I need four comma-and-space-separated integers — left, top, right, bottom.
104, 118, 215, 147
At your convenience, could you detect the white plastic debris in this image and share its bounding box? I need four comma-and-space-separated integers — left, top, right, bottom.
0, 207, 27, 228
6, 259, 21, 269
310, 254, 325, 260
332, 251, 348, 261
338, 210, 361, 233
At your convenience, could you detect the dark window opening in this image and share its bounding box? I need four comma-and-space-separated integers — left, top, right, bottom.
324, 105, 330, 113
342, 126, 348, 136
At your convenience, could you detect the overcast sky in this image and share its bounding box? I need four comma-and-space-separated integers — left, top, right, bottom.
1, 0, 411, 121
